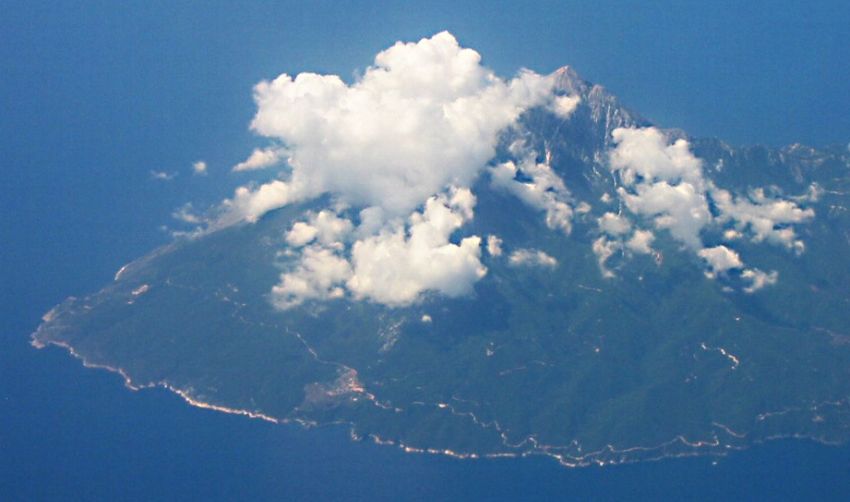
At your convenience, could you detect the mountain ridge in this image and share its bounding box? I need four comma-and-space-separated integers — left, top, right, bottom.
30, 63, 850, 467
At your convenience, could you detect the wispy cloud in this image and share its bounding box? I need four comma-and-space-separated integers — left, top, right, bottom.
150, 170, 177, 181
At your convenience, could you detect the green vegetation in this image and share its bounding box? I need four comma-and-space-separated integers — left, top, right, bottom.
32, 115, 850, 467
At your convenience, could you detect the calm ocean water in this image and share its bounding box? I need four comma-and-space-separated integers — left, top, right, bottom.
3, 328, 850, 500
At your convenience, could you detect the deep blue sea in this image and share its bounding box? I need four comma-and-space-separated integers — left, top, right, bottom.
3, 2, 850, 499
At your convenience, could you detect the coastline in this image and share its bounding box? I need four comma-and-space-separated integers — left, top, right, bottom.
15, 301, 850, 501
33, 315, 848, 470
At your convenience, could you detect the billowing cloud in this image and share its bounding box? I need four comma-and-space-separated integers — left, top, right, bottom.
617, 181, 711, 249
597, 212, 632, 236
210, 31, 813, 309
233, 148, 284, 172
607, 126, 814, 291
712, 187, 814, 254
698, 245, 743, 276
272, 188, 487, 309
347, 189, 486, 305
220, 180, 306, 224
491, 150, 574, 234
286, 222, 319, 247
227, 31, 559, 223
610, 127, 704, 188
285, 210, 354, 248
271, 245, 352, 309
213, 32, 582, 309
609, 128, 710, 249
192, 161, 208, 175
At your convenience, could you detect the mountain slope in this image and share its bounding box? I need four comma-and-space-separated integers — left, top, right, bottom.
32, 66, 850, 467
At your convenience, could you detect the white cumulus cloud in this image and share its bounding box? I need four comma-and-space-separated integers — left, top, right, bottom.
217, 32, 576, 309
609, 129, 710, 250
742, 268, 779, 293
610, 127, 704, 188
486, 234, 503, 257
598, 212, 632, 236
607, 126, 814, 292
286, 210, 354, 248
551, 95, 581, 118
229, 31, 557, 223
490, 150, 574, 234
271, 245, 352, 309
233, 148, 285, 172
346, 189, 486, 306
272, 188, 487, 308
220, 180, 306, 225
626, 229, 655, 254
617, 181, 711, 249
698, 245, 743, 276
286, 222, 319, 247
712, 187, 814, 254
508, 249, 558, 268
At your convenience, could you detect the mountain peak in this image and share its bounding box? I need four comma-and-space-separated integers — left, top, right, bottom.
544, 65, 648, 153
553, 65, 589, 96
